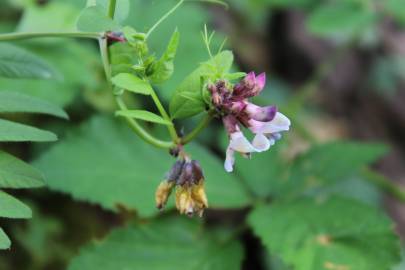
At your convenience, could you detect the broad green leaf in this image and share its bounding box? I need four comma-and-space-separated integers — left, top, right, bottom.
286, 141, 388, 194
0, 190, 31, 219
0, 91, 68, 119
248, 197, 401, 270
34, 116, 250, 216
0, 150, 45, 189
148, 29, 180, 84
111, 73, 152, 95
115, 110, 172, 125
0, 119, 57, 142
306, 2, 376, 39
235, 141, 286, 199
86, 0, 130, 23
0, 228, 11, 250
169, 51, 233, 119
0, 43, 59, 79
68, 216, 243, 270
17, 1, 80, 32
76, 6, 121, 32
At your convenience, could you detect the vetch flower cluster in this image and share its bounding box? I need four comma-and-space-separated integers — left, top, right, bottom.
209, 72, 291, 172
155, 155, 208, 217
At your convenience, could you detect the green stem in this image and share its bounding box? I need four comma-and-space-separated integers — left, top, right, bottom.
182, 112, 214, 144
149, 90, 179, 142
145, 0, 185, 38
99, 36, 174, 149
0, 32, 101, 41
115, 96, 174, 149
108, 0, 117, 19
361, 168, 405, 203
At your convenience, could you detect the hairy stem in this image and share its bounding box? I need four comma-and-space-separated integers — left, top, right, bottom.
182, 111, 214, 144
0, 32, 101, 41
149, 89, 179, 142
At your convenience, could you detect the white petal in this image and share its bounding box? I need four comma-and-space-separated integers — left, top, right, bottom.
229, 131, 257, 153
252, 133, 270, 152
224, 147, 235, 172
251, 112, 290, 134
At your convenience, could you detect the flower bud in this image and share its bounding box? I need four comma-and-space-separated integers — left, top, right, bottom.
175, 187, 193, 216
191, 182, 208, 209
155, 180, 174, 210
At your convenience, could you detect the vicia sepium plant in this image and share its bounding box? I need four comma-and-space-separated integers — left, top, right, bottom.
0, 0, 289, 218
105, 21, 291, 216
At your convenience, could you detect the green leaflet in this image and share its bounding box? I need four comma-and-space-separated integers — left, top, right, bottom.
68, 216, 243, 270
248, 197, 401, 270
115, 110, 172, 125
111, 73, 153, 95
0, 91, 68, 119
0, 43, 60, 80
33, 116, 250, 216
0, 228, 11, 250
148, 29, 180, 84
76, 6, 121, 32
109, 42, 138, 76
0, 190, 31, 219
0, 150, 45, 189
169, 50, 234, 119
0, 119, 57, 142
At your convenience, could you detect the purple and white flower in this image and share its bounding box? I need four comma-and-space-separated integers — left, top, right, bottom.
210, 72, 291, 172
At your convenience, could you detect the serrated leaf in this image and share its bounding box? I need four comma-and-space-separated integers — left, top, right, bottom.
235, 140, 286, 199
248, 197, 401, 270
306, 2, 376, 39
115, 110, 172, 125
68, 216, 243, 270
0, 119, 57, 142
111, 73, 152, 95
0, 228, 11, 250
148, 29, 180, 84
33, 116, 250, 216
0, 150, 45, 189
0, 91, 68, 119
286, 141, 388, 194
0, 190, 31, 219
76, 6, 120, 32
169, 50, 233, 119
0, 43, 59, 79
